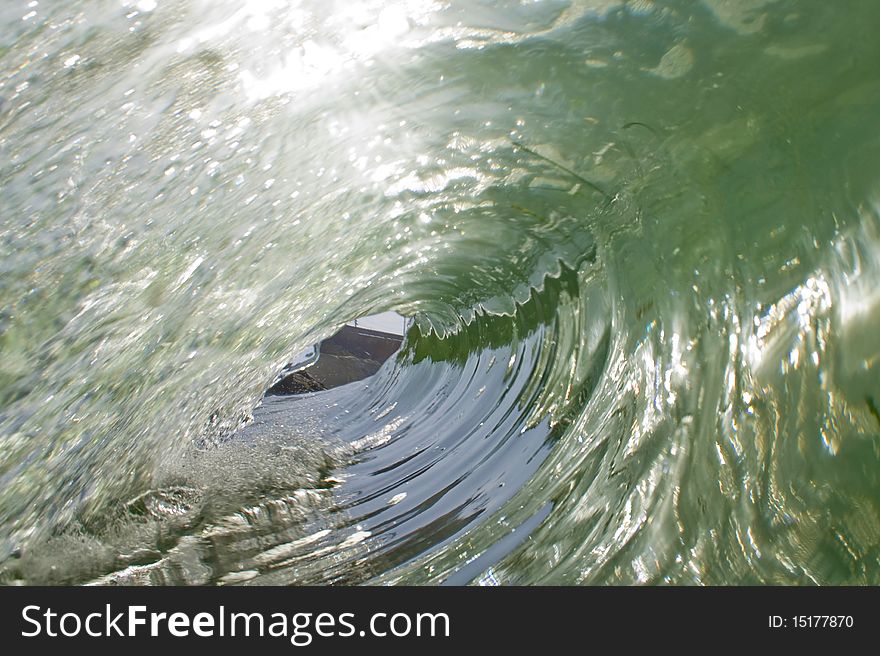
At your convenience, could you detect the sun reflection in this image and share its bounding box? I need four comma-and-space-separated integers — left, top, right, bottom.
216, 0, 441, 100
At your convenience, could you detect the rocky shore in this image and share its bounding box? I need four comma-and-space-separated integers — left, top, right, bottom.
267, 324, 403, 396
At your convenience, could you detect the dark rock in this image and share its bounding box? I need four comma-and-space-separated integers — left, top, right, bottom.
266, 370, 327, 396
267, 325, 402, 396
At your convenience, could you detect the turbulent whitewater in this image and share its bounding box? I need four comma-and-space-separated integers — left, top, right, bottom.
1, 0, 880, 584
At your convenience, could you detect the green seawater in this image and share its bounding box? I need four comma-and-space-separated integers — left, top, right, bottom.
1, 0, 879, 584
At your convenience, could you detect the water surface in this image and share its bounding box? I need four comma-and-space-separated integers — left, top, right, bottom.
1, 0, 880, 585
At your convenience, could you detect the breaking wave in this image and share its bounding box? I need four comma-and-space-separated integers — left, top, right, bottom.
1, 0, 880, 584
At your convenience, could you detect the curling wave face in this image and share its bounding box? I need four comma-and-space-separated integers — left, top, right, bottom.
1, 0, 880, 584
